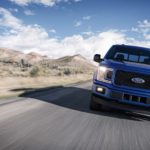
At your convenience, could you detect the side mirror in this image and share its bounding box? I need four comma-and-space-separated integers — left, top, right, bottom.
94, 54, 103, 63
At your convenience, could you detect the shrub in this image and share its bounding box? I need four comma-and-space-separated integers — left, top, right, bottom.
57, 72, 63, 76
52, 65, 58, 69
30, 66, 39, 77
63, 68, 71, 75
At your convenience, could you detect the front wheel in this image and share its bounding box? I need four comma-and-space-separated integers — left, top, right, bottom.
90, 95, 103, 110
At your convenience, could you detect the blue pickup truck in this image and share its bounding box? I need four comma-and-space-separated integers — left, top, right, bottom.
90, 44, 150, 113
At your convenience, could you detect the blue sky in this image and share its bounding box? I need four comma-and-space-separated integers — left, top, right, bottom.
0, 0, 150, 59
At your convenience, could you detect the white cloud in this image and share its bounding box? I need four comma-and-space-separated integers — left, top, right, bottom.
74, 21, 82, 27
132, 20, 150, 34
82, 31, 93, 36
0, 7, 22, 30
49, 29, 56, 34
9, 8, 18, 12
144, 34, 150, 40
74, 0, 81, 2
138, 20, 150, 28
74, 16, 91, 28
24, 9, 34, 16
131, 27, 139, 32
132, 20, 150, 41
0, 8, 150, 60
83, 16, 91, 20
9, 0, 81, 7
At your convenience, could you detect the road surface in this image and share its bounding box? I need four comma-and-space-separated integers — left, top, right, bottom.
0, 82, 150, 150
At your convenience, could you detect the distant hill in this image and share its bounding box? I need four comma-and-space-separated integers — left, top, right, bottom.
0, 48, 48, 64
51, 54, 94, 70
0, 48, 95, 77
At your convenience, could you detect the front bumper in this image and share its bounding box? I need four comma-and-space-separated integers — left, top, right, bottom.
92, 80, 150, 110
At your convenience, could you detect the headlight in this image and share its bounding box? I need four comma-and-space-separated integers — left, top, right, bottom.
96, 66, 114, 83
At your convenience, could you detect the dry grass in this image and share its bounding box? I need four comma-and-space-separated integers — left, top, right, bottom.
0, 74, 92, 99
0, 53, 95, 99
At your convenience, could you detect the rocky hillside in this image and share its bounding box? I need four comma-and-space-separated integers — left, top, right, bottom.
0, 48, 48, 65
0, 48, 95, 77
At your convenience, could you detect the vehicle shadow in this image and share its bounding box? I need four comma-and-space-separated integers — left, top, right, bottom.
9, 86, 63, 92
19, 86, 150, 122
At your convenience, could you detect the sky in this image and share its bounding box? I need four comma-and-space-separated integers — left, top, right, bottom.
0, 0, 150, 59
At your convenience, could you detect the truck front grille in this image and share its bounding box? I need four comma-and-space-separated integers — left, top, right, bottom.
114, 70, 150, 90
123, 94, 147, 104
110, 91, 150, 105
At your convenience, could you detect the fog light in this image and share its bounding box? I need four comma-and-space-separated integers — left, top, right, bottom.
96, 87, 105, 94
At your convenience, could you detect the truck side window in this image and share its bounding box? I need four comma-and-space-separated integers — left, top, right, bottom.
128, 55, 139, 62
139, 56, 149, 63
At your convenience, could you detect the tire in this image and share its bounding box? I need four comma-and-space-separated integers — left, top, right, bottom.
90, 95, 102, 111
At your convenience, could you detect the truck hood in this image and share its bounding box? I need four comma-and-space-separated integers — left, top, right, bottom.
101, 59, 150, 74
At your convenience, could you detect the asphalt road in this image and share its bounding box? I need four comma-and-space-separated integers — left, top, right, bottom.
0, 82, 150, 150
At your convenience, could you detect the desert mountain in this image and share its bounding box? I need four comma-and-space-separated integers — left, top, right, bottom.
0, 48, 94, 67
0, 48, 95, 77
0, 48, 48, 64
52, 54, 94, 69
26, 52, 48, 64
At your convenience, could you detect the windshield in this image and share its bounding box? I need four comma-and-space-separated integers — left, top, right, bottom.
105, 46, 150, 65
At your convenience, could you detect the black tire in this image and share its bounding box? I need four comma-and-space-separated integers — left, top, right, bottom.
90, 95, 102, 110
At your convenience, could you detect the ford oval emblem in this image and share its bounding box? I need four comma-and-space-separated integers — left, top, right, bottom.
131, 77, 145, 84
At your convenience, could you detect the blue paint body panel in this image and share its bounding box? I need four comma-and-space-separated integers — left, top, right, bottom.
92, 45, 150, 108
